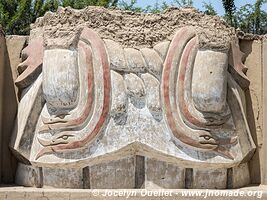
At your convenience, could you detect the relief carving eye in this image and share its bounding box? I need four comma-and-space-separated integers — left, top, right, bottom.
200, 135, 216, 143
203, 135, 212, 141
57, 135, 74, 140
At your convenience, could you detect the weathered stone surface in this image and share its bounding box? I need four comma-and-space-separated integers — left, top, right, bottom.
192, 50, 228, 113
15, 163, 41, 187
124, 48, 146, 73
240, 40, 262, 184
145, 158, 185, 189
140, 48, 163, 79
153, 41, 170, 61
262, 40, 267, 185
229, 39, 250, 89
192, 168, 227, 189
43, 49, 79, 115
110, 70, 128, 124
0, 31, 18, 184
124, 73, 146, 108
10, 75, 44, 161
231, 163, 251, 189
0, 29, 4, 184
14, 37, 43, 89
5, 35, 28, 99
43, 167, 83, 188
141, 73, 162, 121
104, 39, 127, 72
90, 157, 135, 189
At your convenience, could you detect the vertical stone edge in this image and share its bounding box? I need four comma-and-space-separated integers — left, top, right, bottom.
38, 167, 43, 188
0, 29, 5, 184
227, 168, 233, 189
135, 155, 145, 188
185, 168, 193, 189
231, 163, 251, 188
240, 39, 262, 184
1, 35, 29, 184
83, 166, 90, 189
2, 42, 17, 184
262, 39, 267, 185
0, 31, 19, 184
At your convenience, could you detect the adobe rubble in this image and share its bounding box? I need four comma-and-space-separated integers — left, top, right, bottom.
32, 6, 236, 51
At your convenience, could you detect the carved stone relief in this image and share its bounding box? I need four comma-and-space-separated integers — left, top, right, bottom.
10, 7, 256, 189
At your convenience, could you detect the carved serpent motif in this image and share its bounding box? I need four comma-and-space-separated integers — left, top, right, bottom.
162, 27, 238, 159
35, 28, 111, 159
15, 27, 247, 160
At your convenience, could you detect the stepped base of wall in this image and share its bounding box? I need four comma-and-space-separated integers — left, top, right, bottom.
0, 185, 266, 200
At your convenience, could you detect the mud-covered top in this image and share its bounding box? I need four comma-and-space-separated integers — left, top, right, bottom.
32, 6, 237, 50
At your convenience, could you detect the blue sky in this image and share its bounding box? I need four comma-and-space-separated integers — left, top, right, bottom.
126, 0, 267, 15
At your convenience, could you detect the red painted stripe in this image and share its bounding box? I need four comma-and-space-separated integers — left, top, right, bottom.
162, 27, 237, 158
177, 37, 207, 127
162, 28, 208, 149
36, 28, 111, 158
162, 27, 218, 150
